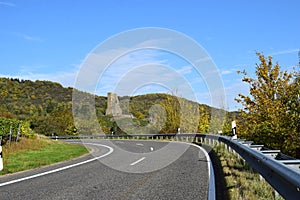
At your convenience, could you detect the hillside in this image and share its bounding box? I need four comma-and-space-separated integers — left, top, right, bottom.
0, 78, 71, 118
0, 77, 236, 136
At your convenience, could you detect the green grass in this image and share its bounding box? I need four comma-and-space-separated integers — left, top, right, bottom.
0, 135, 88, 175
212, 143, 284, 200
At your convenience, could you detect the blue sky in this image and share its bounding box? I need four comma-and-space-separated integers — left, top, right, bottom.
0, 0, 299, 111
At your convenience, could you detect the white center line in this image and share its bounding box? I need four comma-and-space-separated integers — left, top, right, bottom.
130, 157, 146, 166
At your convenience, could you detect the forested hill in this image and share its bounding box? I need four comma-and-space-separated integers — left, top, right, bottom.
0, 77, 236, 136
0, 78, 72, 118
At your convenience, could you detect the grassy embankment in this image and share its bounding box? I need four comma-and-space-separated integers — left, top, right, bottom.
0, 135, 88, 175
212, 143, 284, 200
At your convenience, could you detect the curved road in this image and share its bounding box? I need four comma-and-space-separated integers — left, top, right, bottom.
0, 140, 210, 200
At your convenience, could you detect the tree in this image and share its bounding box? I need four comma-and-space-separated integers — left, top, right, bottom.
283, 67, 300, 155
198, 105, 210, 133
236, 53, 299, 156
161, 95, 180, 133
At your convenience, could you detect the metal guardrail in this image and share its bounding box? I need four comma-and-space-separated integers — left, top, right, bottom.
49, 133, 300, 199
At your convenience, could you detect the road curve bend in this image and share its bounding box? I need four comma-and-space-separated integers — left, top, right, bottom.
0, 140, 211, 200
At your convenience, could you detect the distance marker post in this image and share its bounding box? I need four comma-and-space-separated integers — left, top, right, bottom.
232, 120, 237, 139
0, 136, 3, 171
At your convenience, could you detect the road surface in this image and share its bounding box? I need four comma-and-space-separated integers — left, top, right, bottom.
0, 140, 210, 200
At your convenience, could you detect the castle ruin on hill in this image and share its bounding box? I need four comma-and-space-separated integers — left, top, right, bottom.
105, 92, 122, 116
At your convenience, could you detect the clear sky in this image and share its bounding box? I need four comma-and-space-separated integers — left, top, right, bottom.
1, 0, 299, 110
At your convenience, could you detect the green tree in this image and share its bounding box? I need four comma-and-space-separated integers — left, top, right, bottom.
236, 53, 299, 156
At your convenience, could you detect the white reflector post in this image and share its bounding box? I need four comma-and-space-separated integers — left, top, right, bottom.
0, 145, 3, 171
232, 120, 237, 139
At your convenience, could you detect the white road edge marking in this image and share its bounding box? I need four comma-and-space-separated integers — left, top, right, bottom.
188, 143, 215, 200
130, 157, 146, 166
0, 143, 114, 187
136, 143, 144, 146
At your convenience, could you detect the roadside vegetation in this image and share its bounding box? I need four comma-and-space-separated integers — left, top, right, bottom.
0, 135, 88, 175
213, 143, 284, 200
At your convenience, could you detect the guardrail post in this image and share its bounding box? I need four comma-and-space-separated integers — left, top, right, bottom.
274, 190, 279, 199
241, 157, 245, 166
259, 175, 263, 181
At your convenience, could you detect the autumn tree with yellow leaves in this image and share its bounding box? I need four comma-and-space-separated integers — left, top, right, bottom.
236, 53, 300, 157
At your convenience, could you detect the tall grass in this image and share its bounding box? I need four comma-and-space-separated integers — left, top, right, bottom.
213, 144, 284, 200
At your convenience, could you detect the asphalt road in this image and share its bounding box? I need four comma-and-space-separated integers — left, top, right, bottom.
0, 140, 209, 200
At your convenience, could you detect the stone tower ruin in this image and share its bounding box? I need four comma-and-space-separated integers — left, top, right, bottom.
106, 92, 122, 116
